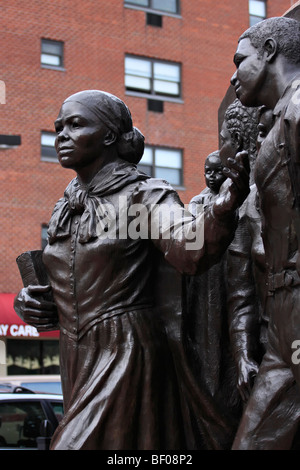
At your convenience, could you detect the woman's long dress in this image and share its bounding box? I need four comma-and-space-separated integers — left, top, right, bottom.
43, 159, 238, 450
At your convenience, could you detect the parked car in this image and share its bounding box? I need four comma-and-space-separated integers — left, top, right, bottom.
0, 390, 63, 449
0, 375, 62, 394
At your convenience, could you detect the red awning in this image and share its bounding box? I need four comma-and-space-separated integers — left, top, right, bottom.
0, 293, 59, 338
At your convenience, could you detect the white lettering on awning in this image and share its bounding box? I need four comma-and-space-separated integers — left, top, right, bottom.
0, 324, 8, 336
0, 324, 39, 337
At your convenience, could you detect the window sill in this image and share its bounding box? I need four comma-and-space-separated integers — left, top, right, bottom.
124, 4, 181, 19
41, 157, 58, 163
41, 65, 66, 72
126, 90, 183, 104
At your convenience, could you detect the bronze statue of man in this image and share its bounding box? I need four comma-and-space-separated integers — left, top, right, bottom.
230, 17, 300, 450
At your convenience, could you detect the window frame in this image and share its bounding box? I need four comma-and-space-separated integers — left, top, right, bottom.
125, 55, 183, 103
138, 145, 184, 188
41, 131, 58, 162
41, 38, 65, 71
124, 0, 181, 17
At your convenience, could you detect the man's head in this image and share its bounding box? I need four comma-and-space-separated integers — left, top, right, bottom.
231, 17, 300, 107
239, 17, 300, 63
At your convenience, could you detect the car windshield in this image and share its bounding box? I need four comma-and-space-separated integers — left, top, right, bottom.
20, 382, 62, 394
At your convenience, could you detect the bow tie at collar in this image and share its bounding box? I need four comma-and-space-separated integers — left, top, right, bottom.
68, 188, 87, 215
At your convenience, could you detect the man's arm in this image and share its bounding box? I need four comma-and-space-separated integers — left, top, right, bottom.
227, 203, 260, 402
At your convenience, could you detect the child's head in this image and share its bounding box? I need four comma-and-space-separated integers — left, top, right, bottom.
204, 150, 226, 194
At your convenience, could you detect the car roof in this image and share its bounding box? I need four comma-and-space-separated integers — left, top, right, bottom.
0, 375, 61, 383
0, 393, 63, 400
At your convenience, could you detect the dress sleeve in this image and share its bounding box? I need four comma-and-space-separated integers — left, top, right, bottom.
131, 178, 238, 275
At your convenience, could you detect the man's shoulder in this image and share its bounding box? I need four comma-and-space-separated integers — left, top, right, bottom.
283, 77, 300, 119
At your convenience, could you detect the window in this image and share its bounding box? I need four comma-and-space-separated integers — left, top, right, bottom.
7, 339, 60, 375
249, 0, 266, 26
138, 146, 183, 187
125, 0, 180, 15
41, 131, 57, 162
146, 12, 163, 27
125, 56, 181, 100
41, 39, 64, 69
0, 135, 21, 148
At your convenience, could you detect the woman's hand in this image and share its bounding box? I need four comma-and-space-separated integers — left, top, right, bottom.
14, 285, 59, 332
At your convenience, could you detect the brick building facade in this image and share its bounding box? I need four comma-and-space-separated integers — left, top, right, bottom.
0, 0, 295, 374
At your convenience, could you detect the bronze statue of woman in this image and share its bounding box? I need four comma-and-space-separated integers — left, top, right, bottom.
14, 90, 250, 450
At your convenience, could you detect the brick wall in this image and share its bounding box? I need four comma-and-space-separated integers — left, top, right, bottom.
0, 0, 293, 292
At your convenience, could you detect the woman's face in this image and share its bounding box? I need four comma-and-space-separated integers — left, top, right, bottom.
54, 101, 109, 171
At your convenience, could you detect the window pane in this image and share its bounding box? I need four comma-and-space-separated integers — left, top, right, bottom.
154, 62, 180, 82
155, 167, 181, 185
41, 132, 57, 160
41, 133, 56, 147
140, 146, 153, 164
249, 15, 263, 26
249, 0, 266, 17
41, 53, 60, 66
152, 0, 177, 13
155, 149, 182, 168
125, 57, 151, 78
41, 146, 57, 159
42, 41, 61, 55
154, 80, 179, 96
153, 63, 180, 95
125, 76, 151, 91
126, 0, 149, 6
137, 164, 152, 176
